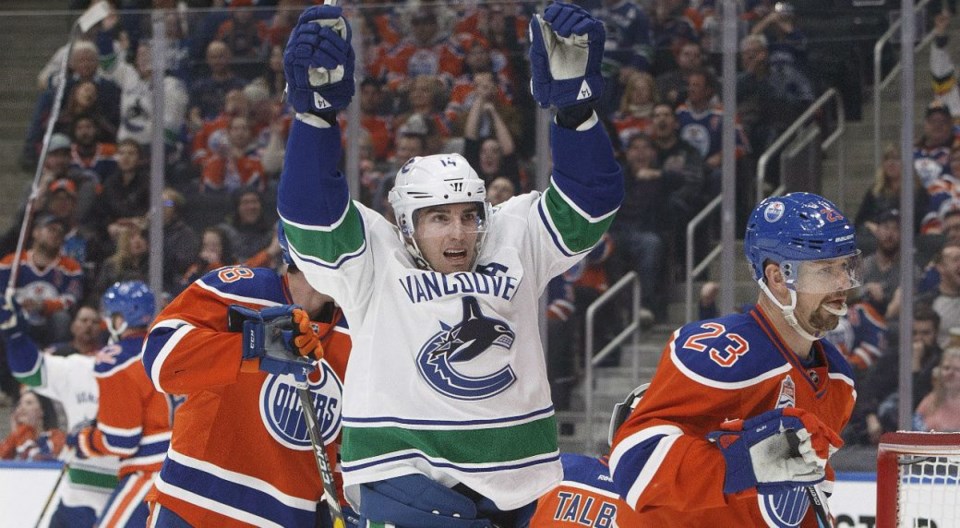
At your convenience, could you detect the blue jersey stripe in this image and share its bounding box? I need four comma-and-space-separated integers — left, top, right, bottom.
610, 434, 666, 501
342, 450, 560, 474
159, 456, 315, 526
343, 405, 554, 427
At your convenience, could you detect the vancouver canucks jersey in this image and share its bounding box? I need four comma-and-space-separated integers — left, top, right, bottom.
609, 306, 855, 527
278, 116, 622, 511
5, 333, 119, 512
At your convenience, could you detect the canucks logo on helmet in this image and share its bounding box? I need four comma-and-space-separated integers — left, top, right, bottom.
416, 296, 517, 400
259, 361, 342, 449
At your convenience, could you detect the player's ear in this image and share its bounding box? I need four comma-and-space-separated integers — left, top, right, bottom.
763, 261, 784, 287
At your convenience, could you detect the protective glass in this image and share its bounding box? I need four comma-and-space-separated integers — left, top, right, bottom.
786, 252, 863, 294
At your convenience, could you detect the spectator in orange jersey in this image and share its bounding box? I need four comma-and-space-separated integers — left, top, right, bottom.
380, 8, 463, 90
610, 70, 659, 149
201, 115, 266, 193
0, 389, 65, 461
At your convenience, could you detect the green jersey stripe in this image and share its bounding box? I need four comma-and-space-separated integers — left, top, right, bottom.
542, 188, 616, 254
69, 466, 119, 489
282, 209, 365, 265
341, 415, 558, 465
14, 370, 43, 388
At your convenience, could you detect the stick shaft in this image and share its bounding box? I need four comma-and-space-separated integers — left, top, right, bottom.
34, 459, 69, 528
297, 386, 346, 528
7, 1, 109, 298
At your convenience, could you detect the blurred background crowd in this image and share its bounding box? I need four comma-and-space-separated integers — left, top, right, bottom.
2, 0, 960, 463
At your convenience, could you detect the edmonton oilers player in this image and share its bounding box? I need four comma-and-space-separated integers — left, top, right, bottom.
530, 385, 647, 527
610, 192, 858, 527
277, 2, 622, 526
141, 227, 353, 527
67, 281, 171, 527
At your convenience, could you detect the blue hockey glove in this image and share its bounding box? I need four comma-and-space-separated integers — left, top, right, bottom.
283, 5, 355, 116
0, 294, 26, 339
528, 2, 605, 109
359, 474, 493, 528
228, 304, 318, 382
706, 408, 842, 494
65, 419, 97, 460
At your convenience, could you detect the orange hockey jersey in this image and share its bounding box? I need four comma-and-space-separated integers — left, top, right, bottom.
609, 305, 856, 527
142, 266, 351, 527
530, 454, 642, 527
78, 332, 173, 476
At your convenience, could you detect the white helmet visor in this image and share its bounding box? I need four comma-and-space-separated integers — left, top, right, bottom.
787, 252, 863, 294
412, 204, 488, 241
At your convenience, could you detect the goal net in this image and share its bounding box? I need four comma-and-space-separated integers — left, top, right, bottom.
877, 432, 960, 528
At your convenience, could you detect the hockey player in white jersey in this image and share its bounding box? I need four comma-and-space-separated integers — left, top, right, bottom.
1, 297, 119, 527
277, 2, 622, 526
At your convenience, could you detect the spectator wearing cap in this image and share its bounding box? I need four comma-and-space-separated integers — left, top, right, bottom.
41, 177, 100, 272
0, 214, 83, 346
915, 103, 955, 190
41, 132, 102, 225
161, 188, 200, 296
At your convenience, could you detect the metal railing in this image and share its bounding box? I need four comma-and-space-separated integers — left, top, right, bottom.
583, 271, 642, 453
685, 88, 846, 322
873, 0, 935, 170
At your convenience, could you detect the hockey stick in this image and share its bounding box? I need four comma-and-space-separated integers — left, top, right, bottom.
34, 451, 73, 528
296, 383, 346, 528
786, 430, 834, 527
5, 1, 111, 300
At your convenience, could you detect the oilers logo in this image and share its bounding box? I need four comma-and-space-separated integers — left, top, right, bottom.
764, 201, 786, 223
259, 361, 342, 450
416, 296, 517, 400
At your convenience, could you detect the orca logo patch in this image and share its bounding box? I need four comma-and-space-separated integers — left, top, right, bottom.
416, 296, 517, 400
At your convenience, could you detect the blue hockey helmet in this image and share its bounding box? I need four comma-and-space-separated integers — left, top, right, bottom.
277, 222, 293, 266
744, 192, 860, 293
101, 280, 156, 328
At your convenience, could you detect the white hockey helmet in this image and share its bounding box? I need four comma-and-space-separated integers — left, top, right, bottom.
388, 153, 491, 270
